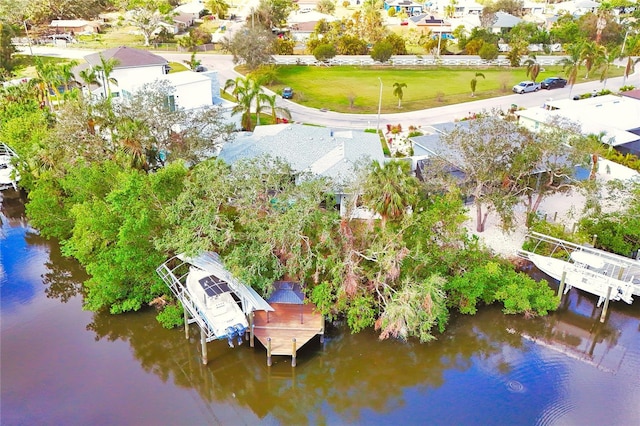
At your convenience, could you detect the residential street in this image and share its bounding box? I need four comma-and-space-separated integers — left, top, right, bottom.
19, 46, 639, 130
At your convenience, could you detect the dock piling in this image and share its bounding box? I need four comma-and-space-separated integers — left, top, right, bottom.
291, 338, 297, 367
201, 330, 208, 365
267, 337, 272, 367
184, 306, 189, 340
600, 286, 612, 323
557, 271, 567, 300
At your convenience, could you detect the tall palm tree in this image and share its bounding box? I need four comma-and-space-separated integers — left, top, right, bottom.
94, 55, 120, 99
559, 43, 582, 97
524, 54, 540, 82
392, 82, 407, 108
224, 76, 270, 131
580, 41, 603, 79
57, 61, 79, 99
34, 59, 59, 111
470, 72, 485, 97
598, 47, 619, 89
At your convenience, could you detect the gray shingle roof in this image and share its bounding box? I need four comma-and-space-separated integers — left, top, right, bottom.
218, 124, 385, 183
492, 11, 522, 28
84, 46, 168, 69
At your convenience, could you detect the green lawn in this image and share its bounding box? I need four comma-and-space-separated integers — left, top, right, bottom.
268, 65, 626, 113
12, 55, 74, 78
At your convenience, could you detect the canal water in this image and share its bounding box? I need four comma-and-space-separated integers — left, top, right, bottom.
2, 189, 640, 425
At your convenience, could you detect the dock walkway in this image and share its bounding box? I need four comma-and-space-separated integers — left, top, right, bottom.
251, 302, 324, 366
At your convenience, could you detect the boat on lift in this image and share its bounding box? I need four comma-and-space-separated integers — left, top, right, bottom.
0, 142, 20, 191
518, 232, 640, 306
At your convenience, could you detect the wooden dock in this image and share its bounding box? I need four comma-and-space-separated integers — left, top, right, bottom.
251, 302, 324, 366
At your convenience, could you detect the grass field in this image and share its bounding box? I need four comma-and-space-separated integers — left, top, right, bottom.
267, 65, 625, 113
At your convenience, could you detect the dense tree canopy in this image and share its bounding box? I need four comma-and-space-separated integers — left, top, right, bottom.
1, 65, 561, 342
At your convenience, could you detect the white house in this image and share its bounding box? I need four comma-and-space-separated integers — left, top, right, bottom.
84, 46, 170, 97
515, 95, 640, 157
174, 0, 206, 20
79, 46, 239, 127
433, 0, 483, 17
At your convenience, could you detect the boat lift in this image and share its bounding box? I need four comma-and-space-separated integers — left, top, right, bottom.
156, 252, 274, 364
518, 232, 640, 322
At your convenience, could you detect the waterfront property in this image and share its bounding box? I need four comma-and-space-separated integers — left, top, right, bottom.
156, 252, 324, 366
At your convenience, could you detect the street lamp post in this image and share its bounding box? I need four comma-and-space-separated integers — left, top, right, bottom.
376, 77, 383, 132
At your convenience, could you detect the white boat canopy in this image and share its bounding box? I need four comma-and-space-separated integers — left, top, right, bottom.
177, 252, 274, 312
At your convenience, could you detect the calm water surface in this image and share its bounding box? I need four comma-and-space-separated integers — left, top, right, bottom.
2, 189, 640, 425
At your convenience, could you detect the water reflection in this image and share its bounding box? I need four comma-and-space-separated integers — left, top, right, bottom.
3, 189, 640, 425
1, 189, 37, 310
1, 189, 86, 306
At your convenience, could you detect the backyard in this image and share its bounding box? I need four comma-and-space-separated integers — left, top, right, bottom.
266, 65, 626, 113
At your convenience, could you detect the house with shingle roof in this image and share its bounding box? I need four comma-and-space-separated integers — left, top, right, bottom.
79, 47, 237, 125
218, 124, 386, 214
490, 11, 523, 34
84, 46, 170, 90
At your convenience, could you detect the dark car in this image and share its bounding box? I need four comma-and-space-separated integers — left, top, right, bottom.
541, 77, 567, 90
282, 87, 293, 99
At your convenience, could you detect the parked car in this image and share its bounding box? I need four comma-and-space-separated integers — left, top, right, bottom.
512, 81, 540, 94
194, 65, 205, 72
540, 77, 567, 90
282, 87, 294, 99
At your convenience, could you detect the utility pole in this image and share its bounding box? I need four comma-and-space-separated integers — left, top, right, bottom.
376, 77, 383, 132
23, 21, 34, 56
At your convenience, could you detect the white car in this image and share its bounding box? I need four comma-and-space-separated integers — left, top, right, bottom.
512, 81, 541, 94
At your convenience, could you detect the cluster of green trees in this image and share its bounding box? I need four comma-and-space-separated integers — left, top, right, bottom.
1, 75, 565, 341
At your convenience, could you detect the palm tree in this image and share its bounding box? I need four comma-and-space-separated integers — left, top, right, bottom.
34, 59, 59, 111
361, 160, 420, 227
392, 82, 407, 108
623, 56, 640, 86
205, 0, 230, 19
94, 54, 120, 99
580, 41, 604, 79
264, 94, 292, 123
470, 72, 485, 97
78, 67, 99, 97
559, 43, 582, 97
183, 52, 202, 71
598, 47, 619, 89
224, 76, 270, 131
115, 118, 149, 170
57, 61, 79, 99
582, 132, 610, 180
524, 54, 540, 82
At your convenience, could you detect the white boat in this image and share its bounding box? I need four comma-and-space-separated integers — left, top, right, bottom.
525, 252, 635, 306
519, 232, 640, 306
0, 142, 20, 190
185, 267, 249, 347
156, 252, 273, 350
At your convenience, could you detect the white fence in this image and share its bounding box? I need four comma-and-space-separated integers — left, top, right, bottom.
271, 55, 564, 67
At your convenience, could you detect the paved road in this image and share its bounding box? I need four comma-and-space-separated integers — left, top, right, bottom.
19, 46, 639, 130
